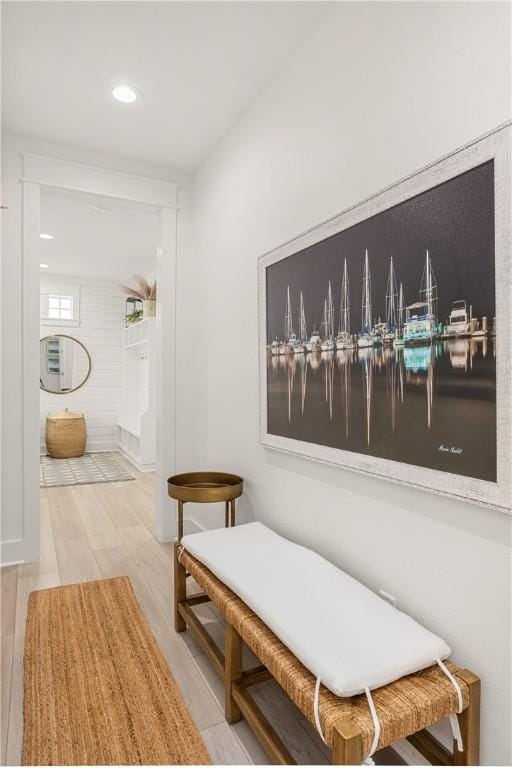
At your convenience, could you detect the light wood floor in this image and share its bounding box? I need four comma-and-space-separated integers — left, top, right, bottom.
1, 454, 426, 766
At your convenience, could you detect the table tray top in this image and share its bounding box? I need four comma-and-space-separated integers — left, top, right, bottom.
168, 471, 243, 503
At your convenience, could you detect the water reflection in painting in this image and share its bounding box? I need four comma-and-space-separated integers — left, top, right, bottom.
267, 338, 496, 481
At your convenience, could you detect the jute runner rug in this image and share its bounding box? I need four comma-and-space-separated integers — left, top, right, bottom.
23, 577, 211, 765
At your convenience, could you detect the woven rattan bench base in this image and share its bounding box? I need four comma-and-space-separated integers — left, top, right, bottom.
175, 544, 480, 766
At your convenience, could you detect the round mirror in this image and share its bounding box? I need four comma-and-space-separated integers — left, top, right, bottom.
40, 335, 91, 393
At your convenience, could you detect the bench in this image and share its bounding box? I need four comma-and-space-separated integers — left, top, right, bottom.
174, 526, 480, 766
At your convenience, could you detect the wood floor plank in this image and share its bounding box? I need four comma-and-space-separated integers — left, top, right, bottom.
392, 739, 430, 765
1, 633, 14, 764
71, 484, 122, 550
118, 522, 170, 567
109, 456, 157, 525
93, 482, 142, 529
193, 652, 224, 706
47, 486, 87, 542
54, 536, 101, 585
116, 481, 155, 530
0, 566, 18, 637
117, 525, 173, 619
200, 722, 251, 765
170, 655, 224, 731
231, 719, 276, 765
113, 456, 156, 499
136, 474, 157, 500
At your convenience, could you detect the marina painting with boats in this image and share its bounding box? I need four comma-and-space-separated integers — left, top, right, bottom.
265, 160, 496, 482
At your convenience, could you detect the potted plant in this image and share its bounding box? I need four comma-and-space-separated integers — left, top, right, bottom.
121, 276, 156, 319
126, 307, 144, 324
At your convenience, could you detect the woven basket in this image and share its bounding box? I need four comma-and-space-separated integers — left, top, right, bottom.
46, 409, 86, 458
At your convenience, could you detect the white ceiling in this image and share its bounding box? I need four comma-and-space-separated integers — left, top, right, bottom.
2, 1, 330, 171
40, 187, 158, 281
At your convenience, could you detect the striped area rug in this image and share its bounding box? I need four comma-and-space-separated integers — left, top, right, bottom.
40, 452, 135, 487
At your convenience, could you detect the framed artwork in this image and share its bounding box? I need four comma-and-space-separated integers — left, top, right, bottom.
258, 124, 511, 512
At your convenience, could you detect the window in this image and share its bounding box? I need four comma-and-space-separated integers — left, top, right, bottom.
40, 282, 80, 326
48, 295, 74, 320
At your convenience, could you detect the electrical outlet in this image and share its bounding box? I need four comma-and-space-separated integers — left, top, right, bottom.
379, 589, 397, 608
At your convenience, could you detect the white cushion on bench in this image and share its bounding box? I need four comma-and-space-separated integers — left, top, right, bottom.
181, 522, 451, 697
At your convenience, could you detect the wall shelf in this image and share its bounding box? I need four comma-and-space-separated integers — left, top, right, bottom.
123, 317, 153, 346
117, 317, 155, 471
124, 339, 150, 349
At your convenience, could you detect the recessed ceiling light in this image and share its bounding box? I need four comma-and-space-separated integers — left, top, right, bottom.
40, 263, 49, 269
111, 84, 139, 104
40, 233, 55, 240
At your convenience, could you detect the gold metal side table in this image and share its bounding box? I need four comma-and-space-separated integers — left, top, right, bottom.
167, 471, 244, 541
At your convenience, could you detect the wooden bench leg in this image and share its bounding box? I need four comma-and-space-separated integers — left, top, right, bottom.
454, 670, 480, 766
225, 623, 243, 724
332, 721, 364, 765
174, 542, 186, 632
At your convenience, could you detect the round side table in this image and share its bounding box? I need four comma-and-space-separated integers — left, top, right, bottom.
167, 472, 243, 541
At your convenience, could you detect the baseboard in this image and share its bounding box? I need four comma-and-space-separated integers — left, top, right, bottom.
183, 517, 206, 535
1, 537, 31, 566
158, 518, 203, 544
40, 444, 119, 456
116, 445, 155, 472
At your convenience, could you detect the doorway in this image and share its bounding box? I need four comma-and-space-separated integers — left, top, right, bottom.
21, 153, 179, 562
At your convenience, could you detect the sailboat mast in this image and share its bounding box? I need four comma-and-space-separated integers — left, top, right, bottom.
425, 250, 432, 317
299, 292, 307, 340
339, 259, 350, 335
284, 286, 293, 339
327, 281, 334, 338
386, 257, 398, 329
361, 249, 372, 333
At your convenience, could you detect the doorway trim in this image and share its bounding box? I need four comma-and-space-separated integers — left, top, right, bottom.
20, 152, 179, 562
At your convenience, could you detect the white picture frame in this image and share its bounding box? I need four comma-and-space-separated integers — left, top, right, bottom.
258, 123, 511, 513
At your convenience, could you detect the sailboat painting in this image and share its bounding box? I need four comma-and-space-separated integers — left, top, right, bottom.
259, 126, 512, 512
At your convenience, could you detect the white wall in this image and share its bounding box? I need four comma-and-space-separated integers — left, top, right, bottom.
191, 2, 511, 764
40, 276, 125, 453
1, 133, 193, 563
